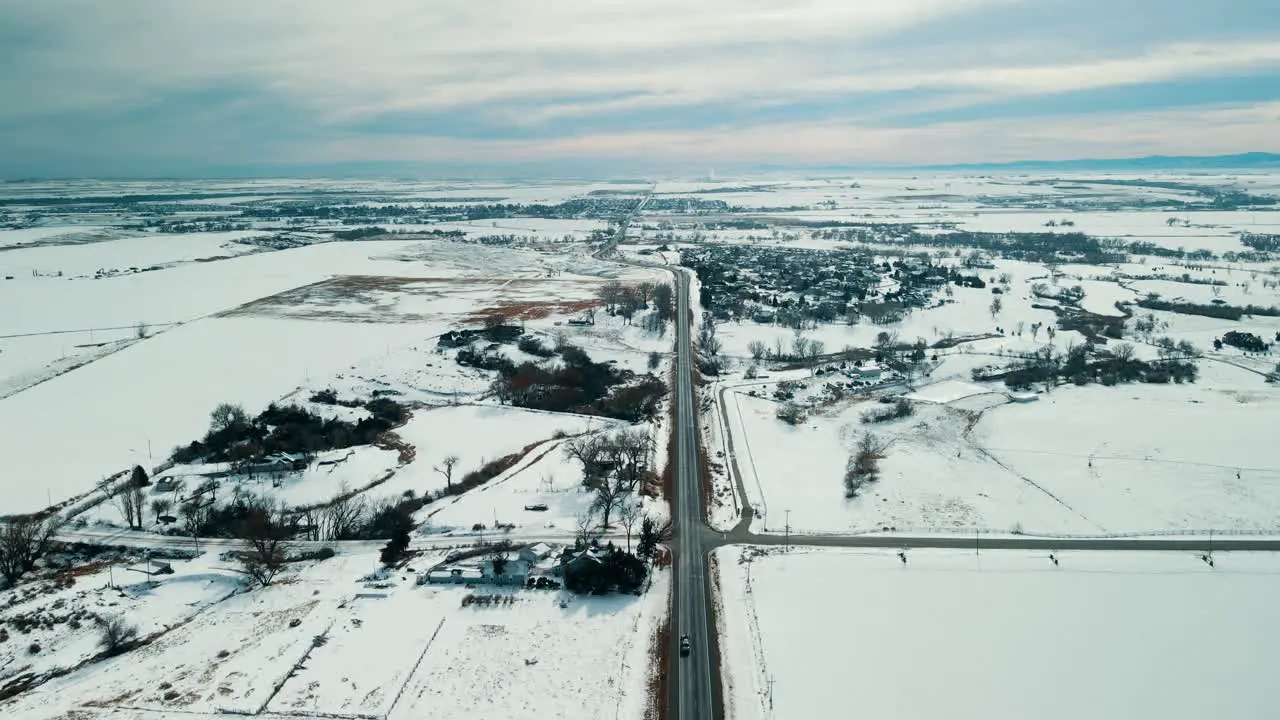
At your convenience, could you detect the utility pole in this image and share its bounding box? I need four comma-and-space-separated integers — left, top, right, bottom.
766, 675, 775, 710
784, 510, 791, 552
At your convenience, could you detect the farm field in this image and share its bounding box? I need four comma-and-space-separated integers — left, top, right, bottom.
719, 361, 1280, 536
1, 548, 668, 720
717, 546, 1280, 720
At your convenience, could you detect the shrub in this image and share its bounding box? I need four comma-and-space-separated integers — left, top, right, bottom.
776, 401, 805, 425
861, 398, 915, 424
310, 388, 338, 405
172, 397, 408, 465
97, 615, 138, 656
517, 335, 555, 358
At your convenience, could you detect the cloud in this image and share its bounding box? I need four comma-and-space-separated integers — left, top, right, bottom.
0, 0, 1276, 176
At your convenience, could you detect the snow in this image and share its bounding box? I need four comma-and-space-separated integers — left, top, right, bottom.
0, 230, 669, 514
388, 577, 665, 720
0, 317, 422, 514
391, 405, 617, 500
3, 549, 668, 720
1077, 278, 1137, 316
717, 546, 1280, 720
904, 379, 993, 404
973, 373, 1280, 533
0, 231, 265, 279
722, 360, 1280, 536
0, 552, 242, 693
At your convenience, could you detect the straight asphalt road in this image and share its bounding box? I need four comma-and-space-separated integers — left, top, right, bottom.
671, 269, 718, 720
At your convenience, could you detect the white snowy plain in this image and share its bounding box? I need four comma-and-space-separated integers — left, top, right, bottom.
717, 545, 1280, 720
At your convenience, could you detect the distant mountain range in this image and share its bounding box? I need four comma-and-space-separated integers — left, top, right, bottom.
913, 152, 1280, 172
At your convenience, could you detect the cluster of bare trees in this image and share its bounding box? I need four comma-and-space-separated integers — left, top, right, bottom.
0, 514, 63, 586
598, 281, 674, 330
844, 432, 887, 498
1154, 336, 1200, 362
745, 334, 826, 369
110, 465, 150, 529
292, 484, 417, 543
563, 429, 653, 529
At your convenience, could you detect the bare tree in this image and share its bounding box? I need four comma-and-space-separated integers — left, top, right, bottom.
648, 351, 662, 371
599, 280, 624, 312
612, 429, 652, 492
113, 480, 146, 529
874, 331, 898, 352
209, 402, 249, 434
698, 323, 723, 371
179, 499, 212, 537
321, 488, 368, 540
804, 339, 825, 372
1112, 343, 1136, 364
434, 455, 460, 490
575, 507, 601, 547
592, 475, 626, 530
791, 335, 811, 361
238, 505, 291, 587
97, 614, 139, 656
618, 501, 642, 553
844, 432, 887, 497
772, 336, 786, 361
149, 497, 173, 523
563, 434, 607, 485
747, 340, 768, 361
0, 514, 63, 586
989, 297, 1003, 318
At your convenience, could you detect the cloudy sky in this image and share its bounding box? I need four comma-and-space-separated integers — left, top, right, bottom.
2, 0, 1278, 177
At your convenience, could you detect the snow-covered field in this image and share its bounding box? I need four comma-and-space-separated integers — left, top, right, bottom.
0, 230, 267, 279
720, 356, 1280, 536
0, 553, 242, 694
717, 546, 1280, 720
2, 549, 667, 720
0, 231, 667, 514
1, 316, 421, 514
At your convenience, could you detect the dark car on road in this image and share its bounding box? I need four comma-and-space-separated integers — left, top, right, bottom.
680, 634, 691, 656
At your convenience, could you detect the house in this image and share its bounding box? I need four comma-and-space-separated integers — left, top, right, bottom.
552, 546, 613, 578
424, 553, 533, 586
519, 542, 555, 564
247, 452, 308, 474
853, 363, 884, 381
423, 565, 484, 585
